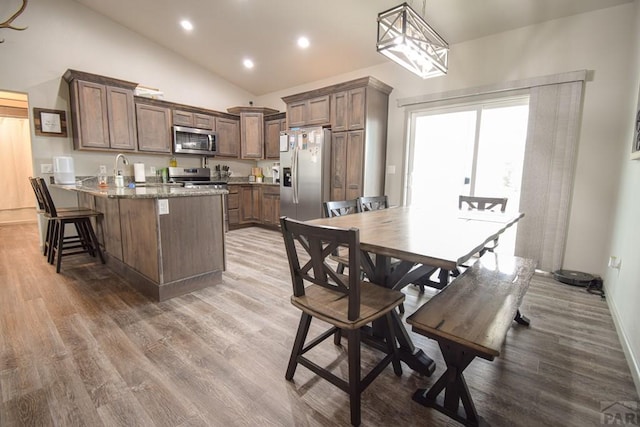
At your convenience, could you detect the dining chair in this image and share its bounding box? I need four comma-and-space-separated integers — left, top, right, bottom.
324, 199, 359, 218
323, 199, 359, 274
356, 195, 389, 212
280, 216, 404, 426
35, 177, 105, 273
459, 195, 509, 255
459, 195, 508, 213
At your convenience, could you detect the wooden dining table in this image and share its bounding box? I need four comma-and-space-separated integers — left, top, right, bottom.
307, 206, 524, 376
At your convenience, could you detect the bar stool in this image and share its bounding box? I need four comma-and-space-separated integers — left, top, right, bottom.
29, 177, 88, 258
34, 177, 105, 273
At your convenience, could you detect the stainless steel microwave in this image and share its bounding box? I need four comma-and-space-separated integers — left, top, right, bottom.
173, 125, 218, 156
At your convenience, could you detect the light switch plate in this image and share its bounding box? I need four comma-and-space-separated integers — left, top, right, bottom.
41, 163, 53, 173
158, 199, 169, 215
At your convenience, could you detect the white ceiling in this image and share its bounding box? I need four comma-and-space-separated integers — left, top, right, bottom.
73, 0, 632, 96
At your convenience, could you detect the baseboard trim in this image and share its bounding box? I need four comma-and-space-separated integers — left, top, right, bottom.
605, 283, 640, 398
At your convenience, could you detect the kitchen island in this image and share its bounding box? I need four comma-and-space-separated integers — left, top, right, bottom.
54, 183, 227, 301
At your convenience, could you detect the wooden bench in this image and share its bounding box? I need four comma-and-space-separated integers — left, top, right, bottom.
406, 253, 536, 426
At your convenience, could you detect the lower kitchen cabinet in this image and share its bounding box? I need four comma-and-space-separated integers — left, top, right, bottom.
228, 184, 279, 229
240, 185, 261, 223
261, 186, 280, 226
227, 185, 240, 227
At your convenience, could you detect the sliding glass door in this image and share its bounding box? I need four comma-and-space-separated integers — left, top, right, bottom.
405, 97, 529, 253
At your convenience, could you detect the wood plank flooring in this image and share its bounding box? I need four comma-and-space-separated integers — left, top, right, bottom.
0, 223, 637, 426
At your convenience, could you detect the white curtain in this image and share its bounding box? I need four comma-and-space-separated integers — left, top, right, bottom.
515, 81, 584, 272
0, 117, 34, 210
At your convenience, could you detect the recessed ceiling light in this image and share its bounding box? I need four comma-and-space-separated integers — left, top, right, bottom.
297, 36, 310, 49
180, 20, 193, 31
243, 58, 254, 69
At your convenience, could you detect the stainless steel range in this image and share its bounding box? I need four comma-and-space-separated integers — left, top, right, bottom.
168, 167, 228, 190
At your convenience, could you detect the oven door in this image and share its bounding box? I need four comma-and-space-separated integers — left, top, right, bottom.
173, 126, 218, 155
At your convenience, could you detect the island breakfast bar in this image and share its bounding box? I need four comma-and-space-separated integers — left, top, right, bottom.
53, 183, 227, 301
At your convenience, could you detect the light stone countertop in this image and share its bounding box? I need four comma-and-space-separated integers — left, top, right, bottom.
52, 183, 228, 199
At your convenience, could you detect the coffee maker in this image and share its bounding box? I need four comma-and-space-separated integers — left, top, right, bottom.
272, 162, 280, 183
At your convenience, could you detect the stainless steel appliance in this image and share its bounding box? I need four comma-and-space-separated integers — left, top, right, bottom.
280, 127, 331, 221
173, 126, 218, 156
168, 167, 228, 190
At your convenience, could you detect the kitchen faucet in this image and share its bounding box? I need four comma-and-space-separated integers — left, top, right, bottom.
114, 153, 129, 187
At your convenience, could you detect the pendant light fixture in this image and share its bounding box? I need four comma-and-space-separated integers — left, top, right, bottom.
376, 1, 448, 79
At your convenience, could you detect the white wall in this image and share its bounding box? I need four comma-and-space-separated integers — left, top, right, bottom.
603, 0, 640, 395
0, 0, 256, 184
257, 3, 640, 391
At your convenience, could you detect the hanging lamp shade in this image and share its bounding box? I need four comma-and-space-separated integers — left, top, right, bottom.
376, 2, 449, 79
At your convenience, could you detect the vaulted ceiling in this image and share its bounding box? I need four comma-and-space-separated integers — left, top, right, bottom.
73, 0, 633, 95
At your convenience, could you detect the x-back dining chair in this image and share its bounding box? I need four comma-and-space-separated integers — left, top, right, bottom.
323, 199, 359, 275
280, 216, 404, 426
356, 195, 389, 212
459, 195, 508, 255
459, 195, 508, 213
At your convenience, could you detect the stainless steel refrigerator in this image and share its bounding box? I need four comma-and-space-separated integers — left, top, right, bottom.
280, 127, 331, 221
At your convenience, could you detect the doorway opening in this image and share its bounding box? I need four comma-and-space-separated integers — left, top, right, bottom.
405, 96, 529, 255
0, 90, 35, 224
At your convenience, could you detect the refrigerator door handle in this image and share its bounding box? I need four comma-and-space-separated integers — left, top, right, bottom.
292, 144, 299, 204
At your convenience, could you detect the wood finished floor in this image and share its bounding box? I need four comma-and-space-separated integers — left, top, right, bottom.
0, 223, 637, 426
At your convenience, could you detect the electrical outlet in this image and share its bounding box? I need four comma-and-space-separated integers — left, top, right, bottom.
157, 199, 169, 215
41, 163, 53, 173
149, 166, 156, 175
99, 165, 107, 174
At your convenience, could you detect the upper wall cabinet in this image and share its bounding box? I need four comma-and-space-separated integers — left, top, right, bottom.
264, 113, 286, 160
285, 95, 330, 128
215, 116, 241, 158
135, 99, 172, 154
64, 70, 138, 151
227, 106, 280, 160
173, 109, 215, 130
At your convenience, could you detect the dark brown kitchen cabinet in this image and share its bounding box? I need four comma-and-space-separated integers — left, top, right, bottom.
284, 76, 392, 202
240, 112, 264, 159
135, 101, 172, 153
240, 185, 261, 223
331, 130, 364, 201
173, 109, 215, 130
331, 87, 366, 132
285, 96, 330, 127
64, 70, 138, 152
227, 106, 280, 160
264, 113, 286, 160
215, 117, 240, 158
261, 186, 280, 227
227, 185, 240, 226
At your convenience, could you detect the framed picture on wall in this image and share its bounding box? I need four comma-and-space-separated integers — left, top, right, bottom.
33, 108, 68, 137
